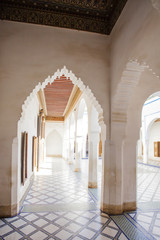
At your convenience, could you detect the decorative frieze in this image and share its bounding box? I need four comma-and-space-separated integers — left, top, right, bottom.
112, 60, 147, 123
0, 0, 127, 34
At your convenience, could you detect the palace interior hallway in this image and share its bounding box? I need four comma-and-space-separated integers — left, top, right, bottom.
0, 157, 160, 240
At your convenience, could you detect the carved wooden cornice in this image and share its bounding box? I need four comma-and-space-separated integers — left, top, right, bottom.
0, 0, 127, 35
45, 116, 64, 121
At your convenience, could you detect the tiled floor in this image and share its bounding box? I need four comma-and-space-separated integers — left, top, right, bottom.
0, 157, 160, 240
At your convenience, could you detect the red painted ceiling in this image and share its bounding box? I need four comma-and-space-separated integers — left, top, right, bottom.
44, 75, 74, 117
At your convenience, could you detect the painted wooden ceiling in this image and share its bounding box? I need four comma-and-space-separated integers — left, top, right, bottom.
0, 0, 127, 34
44, 75, 74, 117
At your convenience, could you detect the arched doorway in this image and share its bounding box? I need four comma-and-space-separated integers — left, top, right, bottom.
46, 130, 63, 157
16, 66, 106, 215
137, 92, 160, 206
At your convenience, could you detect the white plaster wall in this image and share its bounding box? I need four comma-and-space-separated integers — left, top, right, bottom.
45, 122, 64, 157
110, 0, 160, 97
148, 121, 160, 159
1, 0, 160, 214
17, 94, 39, 201
106, 0, 160, 211
0, 21, 109, 207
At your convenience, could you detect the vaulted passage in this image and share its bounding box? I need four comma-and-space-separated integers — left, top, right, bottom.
0, 0, 160, 239
15, 66, 106, 220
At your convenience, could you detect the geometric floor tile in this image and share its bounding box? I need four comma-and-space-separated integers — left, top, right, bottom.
65, 222, 82, 232
79, 228, 96, 239
88, 221, 102, 231
33, 219, 48, 227
43, 224, 59, 234
24, 214, 38, 221
11, 219, 26, 228
96, 235, 112, 240
0, 225, 13, 235
1, 158, 160, 240
55, 229, 72, 240
20, 224, 37, 234
3, 231, 23, 240
102, 226, 118, 237
30, 231, 48, 240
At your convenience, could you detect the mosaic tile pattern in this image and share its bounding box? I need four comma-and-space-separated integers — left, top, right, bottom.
0, 210, 125, 239
137, 163, 160, 204
0, 158, 160, 240
128, 210, 160, 240
23, 159, 95, 206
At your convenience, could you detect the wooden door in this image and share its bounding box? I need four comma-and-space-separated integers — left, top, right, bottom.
154, 141, 160, 157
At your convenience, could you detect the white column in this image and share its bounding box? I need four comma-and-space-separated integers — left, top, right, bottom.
88, 131, 99, 188
68, 141, 72, 164
11, 137, 19, 215
101, 122, 126, 214
82, 135, 87, 158
74, 110, 81, 172
143, 138, 149, 163
75, 136, 82, 171
142, 118, 149, 164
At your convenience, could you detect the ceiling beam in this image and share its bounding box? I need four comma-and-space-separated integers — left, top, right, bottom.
64, 86, 82, 119
45, 116, 64, 122
37, 89, 48, 116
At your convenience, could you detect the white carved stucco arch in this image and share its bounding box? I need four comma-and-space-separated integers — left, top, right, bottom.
19, 66, 105, 128
112, 60, 160, 123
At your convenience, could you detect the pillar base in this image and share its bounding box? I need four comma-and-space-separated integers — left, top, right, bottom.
123, 201, 136, 212
88, 182, 97, 188
101, 203, 123, 215
101, 201, 136, 215
0, 203, 19, 218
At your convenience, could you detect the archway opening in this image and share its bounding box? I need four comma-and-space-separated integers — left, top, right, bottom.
46, 130, 62, 157
137, 92, 160, 207
17, 66, 106, 213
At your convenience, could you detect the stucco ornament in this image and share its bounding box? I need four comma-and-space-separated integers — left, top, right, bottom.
151, 0, 160, 13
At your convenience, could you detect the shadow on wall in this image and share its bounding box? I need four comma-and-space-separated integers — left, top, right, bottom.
46, 129, 62, 157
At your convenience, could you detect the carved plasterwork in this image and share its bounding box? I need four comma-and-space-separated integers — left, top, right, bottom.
46, 116, 64, 121
112, 60, 147, 123
19, 66, 105, 126
151, 0, 160, 13
112, 60, 160, 123
0, 0, 127, 34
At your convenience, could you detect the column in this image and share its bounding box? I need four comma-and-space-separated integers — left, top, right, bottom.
75, 136, 81, 172
123, 138, 137, 212
68, 141, 72, 164
101, 122, 126, 214
41, 116, 45, 162
82, 135, 87, 158
74, 110, 81, 172
142, 118, 148, 163
88, 131, 99, 188
143, 139, 149, 163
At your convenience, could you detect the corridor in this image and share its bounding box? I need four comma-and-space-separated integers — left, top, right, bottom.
0, 158, 160, 240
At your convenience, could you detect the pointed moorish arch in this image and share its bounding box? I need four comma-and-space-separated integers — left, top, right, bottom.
15, 66, 106, 213
109, 59, 160, 213
19, 66, 105, 127
112, 60, 160, 123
